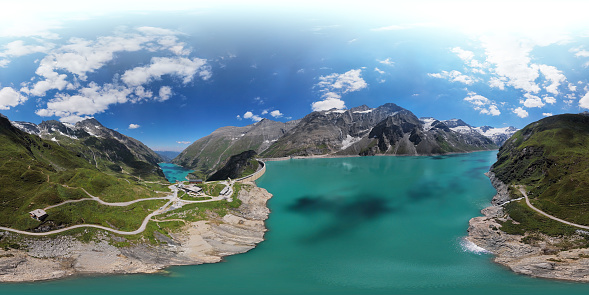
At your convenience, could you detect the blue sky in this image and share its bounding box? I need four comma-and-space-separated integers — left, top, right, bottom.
1, 0, 589, 151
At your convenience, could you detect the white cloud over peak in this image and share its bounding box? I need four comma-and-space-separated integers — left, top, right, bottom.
580, 92, 589, 109
270, 110, 283, 118
318, 69, 367, 94
177, 141, 191, 144
521, 93, 545, 108
312, 69, 366, 112
463, 92, 500, 116
128, 123, 140, 129
0, 87, 27, 110
513, 107, 529, 118
243, 111, 263, 122
543, 113, 553, 117
35, 82, 132, 120
15, 27, 211, 122
311, 97, 346, 112
21, 27, 195, 98
538, 64, 566, 95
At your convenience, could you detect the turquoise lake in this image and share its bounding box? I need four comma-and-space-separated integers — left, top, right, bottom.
4, 151, 589, 294
158, 162, 194, 182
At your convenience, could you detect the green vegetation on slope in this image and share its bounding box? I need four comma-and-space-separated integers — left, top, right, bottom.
492, 114, 589, 231
0, 116, 170, 232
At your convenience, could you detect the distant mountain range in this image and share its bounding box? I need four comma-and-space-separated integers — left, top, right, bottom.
174, 103, 517, 178
155, 151, 181, 162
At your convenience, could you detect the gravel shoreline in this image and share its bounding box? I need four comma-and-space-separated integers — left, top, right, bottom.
0, 184, 272, 283
466, 172, 589, 282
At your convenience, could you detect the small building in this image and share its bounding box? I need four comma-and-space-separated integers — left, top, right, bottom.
183, 185, 203, 194
220, 186, 230, 196
187, 176, 203, 184
29, 209, 48, 221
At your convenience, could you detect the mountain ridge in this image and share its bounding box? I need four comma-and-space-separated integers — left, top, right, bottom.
174, 103, 514, 178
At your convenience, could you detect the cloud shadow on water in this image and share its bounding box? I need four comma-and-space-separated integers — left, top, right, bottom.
287, 194, 396, 243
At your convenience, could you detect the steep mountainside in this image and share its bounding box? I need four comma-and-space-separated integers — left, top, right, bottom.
12, 118, 164, 179
438, 118, 518, 146
176, 103, 502, 179
491, 113, 589, 227
207, 150, 259, 181
261, 103, 496, 157
0, 114, 165, 231
173, 118, 298, 177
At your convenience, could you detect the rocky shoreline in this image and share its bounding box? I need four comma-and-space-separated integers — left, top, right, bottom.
467, 172, 589, 281
0, 184, 272, 283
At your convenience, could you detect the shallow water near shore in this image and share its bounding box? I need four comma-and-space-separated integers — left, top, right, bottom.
4, 151, 589, 294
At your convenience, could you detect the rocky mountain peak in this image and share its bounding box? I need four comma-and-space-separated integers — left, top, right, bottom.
442, 119, 471, 128
350, 105, 371, 112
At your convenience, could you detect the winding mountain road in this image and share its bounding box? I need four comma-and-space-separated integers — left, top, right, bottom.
518, 186, 589, 230
0, 183, 232, 236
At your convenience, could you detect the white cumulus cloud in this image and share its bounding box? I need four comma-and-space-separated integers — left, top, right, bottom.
312, 69, 366, 112
35, 82, 132, 121
122, 56, 210, 87
521, 93, 545, 108
428, 70, 476, 85
177, 141, 191, 144
312, 97, 346, 112
243, 111, 263, 122
543, 113, 553, 117
451, 47, 484, 68
270, 110, 283, 118
128, 123, 140, 129
377, 58, 395, 66
0, 87, 27, 110
513, 107, 529, 118
580, 92, 589, 109
157, 86, 173, 102
464, 92, 500, 116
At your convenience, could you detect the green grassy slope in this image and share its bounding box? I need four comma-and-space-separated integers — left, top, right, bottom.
0, 116, 169, 231
492, 114, 589, 228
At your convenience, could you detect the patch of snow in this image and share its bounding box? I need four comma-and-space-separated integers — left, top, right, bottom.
420, 117, 437, 131
63, 122, 75, 129
58, 130, 77, 140
353, 109, 373, 114
341, 135, 361, 150
51, 137, 58, 142
474, 126, 516, 137
241, 134, 245, 137
326, 110, 346, 114
450, 126, 474, 134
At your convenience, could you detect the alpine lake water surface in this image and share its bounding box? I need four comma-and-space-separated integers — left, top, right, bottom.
4, 152, 589, 294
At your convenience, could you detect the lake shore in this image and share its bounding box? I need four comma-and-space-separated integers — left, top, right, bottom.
261, 148, 498, 162
467, 172, 589, 282
0, 183, 272, 283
